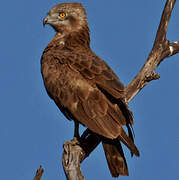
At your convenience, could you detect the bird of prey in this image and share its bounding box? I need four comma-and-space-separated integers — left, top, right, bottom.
41, 2, 139, 177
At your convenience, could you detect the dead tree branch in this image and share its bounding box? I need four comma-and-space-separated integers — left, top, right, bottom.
62, 0, 179, 179
33, 166, 44, 180
62, 141, 85, 180
125, 0, 178, 102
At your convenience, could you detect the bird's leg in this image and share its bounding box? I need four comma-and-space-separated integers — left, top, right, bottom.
74, 120, 80, 138
72, 120, 80, 144
64, 120, 80, 146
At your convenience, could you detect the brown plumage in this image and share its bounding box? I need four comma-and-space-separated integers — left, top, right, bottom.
41, 2, 139, 177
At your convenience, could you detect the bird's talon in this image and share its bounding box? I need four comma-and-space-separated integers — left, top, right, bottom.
71, 137, 80, 145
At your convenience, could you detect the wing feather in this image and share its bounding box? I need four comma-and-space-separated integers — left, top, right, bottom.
65, 50, 125, 97
42, 48, 139, 155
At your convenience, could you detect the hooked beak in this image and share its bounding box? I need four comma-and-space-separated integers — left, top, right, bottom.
43, 14, 58, 27
43, 14, 61, 32
43, 16, 49, 27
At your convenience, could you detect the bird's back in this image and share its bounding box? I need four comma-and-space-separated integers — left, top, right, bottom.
41, 37, 135, 141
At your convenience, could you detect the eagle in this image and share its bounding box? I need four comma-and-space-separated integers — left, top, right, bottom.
41, 2, 139, 177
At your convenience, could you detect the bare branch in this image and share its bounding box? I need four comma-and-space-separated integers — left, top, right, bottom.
62, 131, 101, 180
62, 140, 85, 180
33, 166, 44, 180
169, 41, 179, 56
125, 0, 177, 103
153, 0, 176, 47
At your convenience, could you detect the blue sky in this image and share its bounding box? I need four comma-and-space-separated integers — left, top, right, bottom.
0, 0, 179, 179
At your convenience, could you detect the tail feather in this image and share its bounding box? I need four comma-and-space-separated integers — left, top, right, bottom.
118, 127, 140, 156
116, 98, 138, 156
81, 129, 139, 178
126, 123, 134, 157
102, 139, 129, 177
117, 98, 134, 125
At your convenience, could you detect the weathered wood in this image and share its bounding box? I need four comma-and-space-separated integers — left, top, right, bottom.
62, 140, 85, 180
61, 0, 179, 179
125, 0, 178, 103
33, 166, 44, 180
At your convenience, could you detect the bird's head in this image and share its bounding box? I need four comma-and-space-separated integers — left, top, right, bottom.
43, 2, 88, 35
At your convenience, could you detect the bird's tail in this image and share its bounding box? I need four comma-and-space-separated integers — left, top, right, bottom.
102, 134, 139, 177
102, 139, 129, 177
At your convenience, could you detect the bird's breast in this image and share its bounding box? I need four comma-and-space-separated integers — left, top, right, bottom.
41, 58, 81, 107
41, 60, 69, 91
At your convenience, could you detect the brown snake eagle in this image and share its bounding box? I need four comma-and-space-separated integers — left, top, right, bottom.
41, 2, 139, 177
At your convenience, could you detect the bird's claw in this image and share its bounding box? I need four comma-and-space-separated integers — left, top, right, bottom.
72, 137, 81, 145
64, 137, 81, 147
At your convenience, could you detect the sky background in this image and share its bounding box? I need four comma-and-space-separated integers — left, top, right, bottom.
0, 0, 179, 180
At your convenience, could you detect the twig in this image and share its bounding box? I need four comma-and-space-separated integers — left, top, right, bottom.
33, 166, 44, 180
62, 0, 179, 179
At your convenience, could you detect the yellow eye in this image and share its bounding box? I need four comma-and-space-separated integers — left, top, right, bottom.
59, 12, 66, 18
